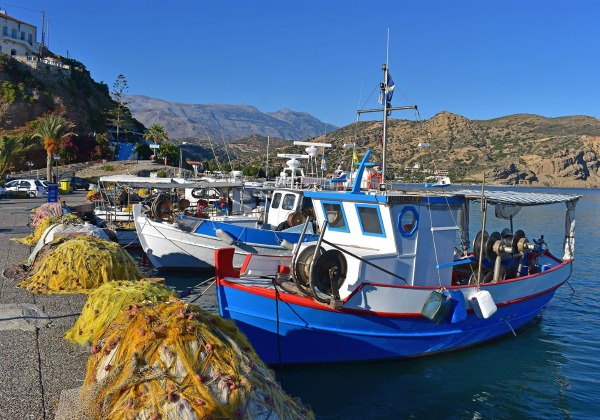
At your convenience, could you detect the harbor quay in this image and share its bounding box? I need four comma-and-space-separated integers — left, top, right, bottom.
0, 192, 90, 419
0, 191, 222, 419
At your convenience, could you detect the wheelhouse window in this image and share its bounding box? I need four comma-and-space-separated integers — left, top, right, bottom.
2, 27, 7, 36
322, 202, 348, 232
271, 192, 282, 209
356, 205, 385, 237
282, 194, 296, 210
397, 206, 419, 237
11, 28, 17, 38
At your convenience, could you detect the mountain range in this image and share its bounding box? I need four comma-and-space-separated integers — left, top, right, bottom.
125, 95, 338, 141
221, 112, 600, 188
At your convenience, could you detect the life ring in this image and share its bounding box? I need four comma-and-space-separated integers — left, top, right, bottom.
367, 172, 382, 188
196, 199, 209, 217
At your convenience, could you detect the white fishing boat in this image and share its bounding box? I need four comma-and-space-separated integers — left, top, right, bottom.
131, 140, 383, 270
424, 174, 452, 187
214, 64, 581, 365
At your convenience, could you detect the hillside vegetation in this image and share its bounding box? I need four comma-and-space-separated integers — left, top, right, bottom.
2, 52, 600, 187
223, 112, 600, 188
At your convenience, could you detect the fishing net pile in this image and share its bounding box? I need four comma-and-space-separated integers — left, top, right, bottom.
87, 189, 105, 201
30, 202, 68, 229
65, 280, 178, 346
18, 236, 142, 294
138, 188, 150, 198
15, 213, 82, 246
79, 299, 313, 419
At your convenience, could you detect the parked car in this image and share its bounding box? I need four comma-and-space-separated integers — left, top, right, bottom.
4, 179, 46, 198
68, 176, 91, 191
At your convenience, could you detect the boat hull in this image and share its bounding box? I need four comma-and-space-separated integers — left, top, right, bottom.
217, 261, 571, 364
133, 204, 318, 270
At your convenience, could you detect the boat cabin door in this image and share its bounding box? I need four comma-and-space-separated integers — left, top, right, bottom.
267, 191, 302, 228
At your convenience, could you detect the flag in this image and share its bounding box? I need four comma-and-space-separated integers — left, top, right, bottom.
321, 150, 326, 172
378, 72, 395, 107
353, 149, 359, 163
386, 73, 395, 105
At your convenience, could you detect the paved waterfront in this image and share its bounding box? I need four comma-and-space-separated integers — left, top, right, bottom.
0, 191, 104, 419
0, 190, 223, 419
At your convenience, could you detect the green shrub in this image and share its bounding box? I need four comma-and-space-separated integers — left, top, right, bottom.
0, 81, 18, 104
101, 165, 114, 171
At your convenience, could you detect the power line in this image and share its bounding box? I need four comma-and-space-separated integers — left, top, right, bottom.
1, 4, 41, 13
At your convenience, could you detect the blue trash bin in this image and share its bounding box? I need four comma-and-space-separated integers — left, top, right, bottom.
47, 184, 59, 203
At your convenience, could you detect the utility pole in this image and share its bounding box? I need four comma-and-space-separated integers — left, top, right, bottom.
39, 9, 45, 57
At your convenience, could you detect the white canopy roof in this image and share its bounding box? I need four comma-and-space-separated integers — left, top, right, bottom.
98, 175, 242, 189
453, 189, 581, 206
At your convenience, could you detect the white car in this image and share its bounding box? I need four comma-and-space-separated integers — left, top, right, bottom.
4, 179, 47, 198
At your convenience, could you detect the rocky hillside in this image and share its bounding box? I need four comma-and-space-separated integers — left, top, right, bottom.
0, 54, 119, 134
125, 95, 338, 141
220, 112, 600, 188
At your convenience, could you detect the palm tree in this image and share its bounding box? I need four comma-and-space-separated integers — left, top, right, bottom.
143, 123, 169, 145
32, 115, 76, 182
0, 134, 30, 179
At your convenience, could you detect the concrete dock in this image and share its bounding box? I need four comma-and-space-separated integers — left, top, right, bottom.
0, 192, 90, 419
0, 191, 219, 419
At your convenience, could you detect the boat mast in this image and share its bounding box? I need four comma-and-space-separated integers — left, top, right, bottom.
357, 66, 416, 187
265, 136, 270, 180
382, 64, 390, 184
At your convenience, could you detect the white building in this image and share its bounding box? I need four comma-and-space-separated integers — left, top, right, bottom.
0, 8, 39, 57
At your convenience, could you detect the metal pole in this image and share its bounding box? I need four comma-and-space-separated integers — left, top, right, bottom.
179, 146, 182, 177
382, 64, 388, 185
476, 173, 488, 285
39, 10, 45, 57
266, 136, 270, 179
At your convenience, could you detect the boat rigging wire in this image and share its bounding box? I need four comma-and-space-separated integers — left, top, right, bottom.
187, 277, 216, 303
205, 132, 223, 173
271, 278, 284, 367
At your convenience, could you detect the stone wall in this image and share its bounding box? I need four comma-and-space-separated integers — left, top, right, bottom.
14, 56, 71, 82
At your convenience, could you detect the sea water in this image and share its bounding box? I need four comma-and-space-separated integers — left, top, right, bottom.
146, 186, 600, 419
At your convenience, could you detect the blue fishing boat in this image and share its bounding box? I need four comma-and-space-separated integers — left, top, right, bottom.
214, 64, 581, 364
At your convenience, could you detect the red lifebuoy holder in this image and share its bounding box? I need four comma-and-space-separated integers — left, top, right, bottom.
367, 172, 382, 189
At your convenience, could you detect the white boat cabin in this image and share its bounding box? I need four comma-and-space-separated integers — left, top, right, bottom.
305, 190, 461, 299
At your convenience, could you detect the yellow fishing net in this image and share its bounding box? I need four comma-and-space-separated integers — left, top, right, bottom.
86, 189, 102, 201
65, 280, 178, 346
18, 236, 142, 294
14, 213, 82, 246
81, 300, 313, 419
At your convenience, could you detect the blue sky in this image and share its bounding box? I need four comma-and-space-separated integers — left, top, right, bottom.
4, 0, 599, 127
